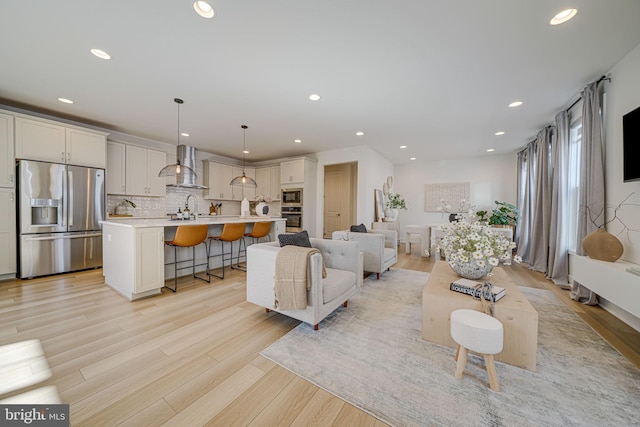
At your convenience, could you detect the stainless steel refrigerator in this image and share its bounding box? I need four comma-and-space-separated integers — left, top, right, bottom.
17, 160, 105, 278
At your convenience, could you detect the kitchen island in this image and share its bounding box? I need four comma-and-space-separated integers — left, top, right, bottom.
101, 216, 286, 300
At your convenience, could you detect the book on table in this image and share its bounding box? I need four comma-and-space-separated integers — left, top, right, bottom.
450, 278, 506, 302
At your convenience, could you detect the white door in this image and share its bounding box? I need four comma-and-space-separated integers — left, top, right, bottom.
125, 145, 147, 196
0, 188, 16, 275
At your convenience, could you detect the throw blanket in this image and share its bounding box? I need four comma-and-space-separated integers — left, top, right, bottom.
274, 246, 327, 310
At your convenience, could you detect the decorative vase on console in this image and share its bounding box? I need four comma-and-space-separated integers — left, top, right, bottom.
582, 228, 623, 262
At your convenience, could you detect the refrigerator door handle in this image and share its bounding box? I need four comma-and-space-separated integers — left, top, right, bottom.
68, 170, 74, 226
61, 169, 67, 227
23, 233, 103, 241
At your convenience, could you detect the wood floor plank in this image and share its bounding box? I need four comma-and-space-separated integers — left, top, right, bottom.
246, 375, 319, 427
161, 364, 265, 427
206, 364, 297, 426
116, 398, 176, 427
289, 388, 346, 427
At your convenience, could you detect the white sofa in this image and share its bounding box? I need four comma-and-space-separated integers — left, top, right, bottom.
246, 238, 363, 330
332, 229, 398, 279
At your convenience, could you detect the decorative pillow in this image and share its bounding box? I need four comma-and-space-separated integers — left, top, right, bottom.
278, 230, 312, 247
350, 223, 367, 233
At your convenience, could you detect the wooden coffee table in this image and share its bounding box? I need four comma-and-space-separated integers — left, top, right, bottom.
422, 261, 539, 371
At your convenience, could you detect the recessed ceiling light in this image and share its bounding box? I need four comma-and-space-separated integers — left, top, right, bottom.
181, 132, 189, 137
57, 98, 74, 104
243, 150, 249, 154
309, 94, 321, 101
410, 157, 416, 160
193, 1, 215, 18
550, 8, 577, 25
294, 139, 302, 143
400, 145, 407, 149
356, 131, 364, 136
487, 148, 495, 152
495, 131, 505, 136
509, 101, 523, 108
90, 49, 111, 60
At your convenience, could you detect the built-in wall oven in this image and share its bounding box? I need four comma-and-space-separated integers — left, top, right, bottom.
281, 206, 302, 233
281, 188, 303, 232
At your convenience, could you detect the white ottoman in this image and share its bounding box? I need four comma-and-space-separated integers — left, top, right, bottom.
450, 309, 504, 391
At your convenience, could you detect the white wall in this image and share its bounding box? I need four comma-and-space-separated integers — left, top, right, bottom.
313, 146, 394, 238
604, 41, 640, 265
393, 153, 518, 241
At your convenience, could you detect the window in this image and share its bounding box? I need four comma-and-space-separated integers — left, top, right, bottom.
567, 103, 583, 251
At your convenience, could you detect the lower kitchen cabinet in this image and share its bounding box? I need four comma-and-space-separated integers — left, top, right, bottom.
0, 188, 16, 278
102, 224, 164, 300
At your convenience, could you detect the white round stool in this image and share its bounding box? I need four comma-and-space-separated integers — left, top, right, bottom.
450, 309, 504, 391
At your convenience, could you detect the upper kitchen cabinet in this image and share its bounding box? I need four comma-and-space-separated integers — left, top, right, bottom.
0, 112, 14, 188
14, 116, 107, 168
280, 159, 306, 184
204, 161, 233, 200
125, 145, 166, 197
255, 165, 280, 201
280, 158, 316, 186
106, 141, 126, 195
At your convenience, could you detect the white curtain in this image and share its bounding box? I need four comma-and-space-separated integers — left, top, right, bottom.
516, 127, 553, 272
547, 111, 571, 285
571, 81, 605, 304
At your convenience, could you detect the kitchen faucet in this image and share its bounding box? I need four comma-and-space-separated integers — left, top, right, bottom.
185, 194, 198, 220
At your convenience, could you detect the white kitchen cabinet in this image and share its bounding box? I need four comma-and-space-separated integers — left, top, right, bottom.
125, 145, 166, 197
15, 116, 107, 167
106, 141, 126, 195
204, 161, 233, 200
136, 227, 165, 293
256, 165, 281, 201
231, 166, 255, 201
0, 112, 14, 188
0, 188, 16, 277
66, 128, 107, 168
270, 165, 281, 200
280, 159, 305, 184
102, 223, 164, 300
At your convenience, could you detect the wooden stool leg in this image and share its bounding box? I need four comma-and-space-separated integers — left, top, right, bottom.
455, 344, 460, 362
455, 346, 468, 379
484, 354, 500, 392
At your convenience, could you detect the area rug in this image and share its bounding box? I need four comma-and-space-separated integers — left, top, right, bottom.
261, 269, 640, 427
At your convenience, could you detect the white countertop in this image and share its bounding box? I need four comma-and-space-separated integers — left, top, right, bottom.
101, 215, 284, 229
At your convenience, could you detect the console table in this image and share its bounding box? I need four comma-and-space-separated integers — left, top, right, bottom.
422, 261, 539, 371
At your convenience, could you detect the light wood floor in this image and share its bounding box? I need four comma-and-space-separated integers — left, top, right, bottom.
1, 248, 638, 426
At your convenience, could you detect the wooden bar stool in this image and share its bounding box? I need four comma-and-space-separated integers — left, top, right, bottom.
450, 309, 504, 392
208, 222, 247, 279
164, 224, 210, 292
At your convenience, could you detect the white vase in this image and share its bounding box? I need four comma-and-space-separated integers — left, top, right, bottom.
385, 208, 399, 222
241, 198, 250, 217
256, 202, 268, 216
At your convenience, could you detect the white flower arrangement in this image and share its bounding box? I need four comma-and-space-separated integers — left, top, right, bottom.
438, 217, 519, 272
254, 195, 272, 203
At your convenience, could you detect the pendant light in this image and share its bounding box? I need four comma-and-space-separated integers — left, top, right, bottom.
158, 98, 197, 179
230, 125, 257, 188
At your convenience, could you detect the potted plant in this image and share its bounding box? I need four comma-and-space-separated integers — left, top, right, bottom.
489, 201, 518, 227
385, 193, 407, 222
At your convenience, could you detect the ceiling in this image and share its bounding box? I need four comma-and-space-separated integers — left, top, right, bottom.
1, 1, 640, 165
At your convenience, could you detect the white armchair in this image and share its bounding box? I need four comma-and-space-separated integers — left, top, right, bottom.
332, 229, 398, 279
246, 238, 363, 330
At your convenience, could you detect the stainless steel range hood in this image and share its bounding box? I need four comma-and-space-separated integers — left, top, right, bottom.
165, 145, 208, 189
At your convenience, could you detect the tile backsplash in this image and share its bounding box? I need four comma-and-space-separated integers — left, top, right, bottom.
107, 188, 279, 217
